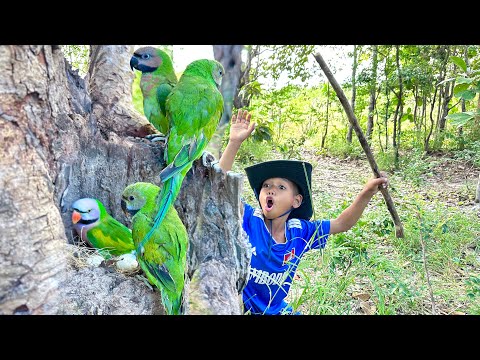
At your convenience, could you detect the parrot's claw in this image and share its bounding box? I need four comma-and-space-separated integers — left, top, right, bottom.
145, 134, 166, 143
202, 151, 215, 167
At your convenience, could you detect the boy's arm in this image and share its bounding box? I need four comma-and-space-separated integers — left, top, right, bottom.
329, 174, 388, 235
218, 109, 256, 172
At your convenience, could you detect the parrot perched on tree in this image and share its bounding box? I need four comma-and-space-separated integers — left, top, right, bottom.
71, 198, 135, 259
136, 59, 224, 255
121, 182, 188, 315
129, 46, 178, 136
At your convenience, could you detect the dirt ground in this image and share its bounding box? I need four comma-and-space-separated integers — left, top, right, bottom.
308, 152, 480, 214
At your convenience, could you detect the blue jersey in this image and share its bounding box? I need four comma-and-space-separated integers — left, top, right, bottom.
242, 201, 330, 315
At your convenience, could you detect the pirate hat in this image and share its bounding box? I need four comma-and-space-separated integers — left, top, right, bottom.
244, 159, 313, 220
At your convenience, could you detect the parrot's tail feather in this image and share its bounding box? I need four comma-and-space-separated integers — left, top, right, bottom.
162, 293, 182, 315
143, 260, 176, 293
160, 161, 191, 183
137, 174, 183, 252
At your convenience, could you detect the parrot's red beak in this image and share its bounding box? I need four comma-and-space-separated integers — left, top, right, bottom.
72, 210, 82, 224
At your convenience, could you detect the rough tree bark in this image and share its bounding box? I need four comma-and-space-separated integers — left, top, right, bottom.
0, 45, 250, 315
209, 45, 244, 158
213, 45, 244, 128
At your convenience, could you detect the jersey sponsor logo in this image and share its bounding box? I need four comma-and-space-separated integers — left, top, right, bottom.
287, 219, 302, 229
247, 267, 291, 289
283, 248, 295, 266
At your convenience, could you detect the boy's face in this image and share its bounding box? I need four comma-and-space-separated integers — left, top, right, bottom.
259, 177, 303, 220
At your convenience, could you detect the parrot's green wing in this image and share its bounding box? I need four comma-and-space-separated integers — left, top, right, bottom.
160, 80, 224, 181
143, 80, 176, 135
156, 82, 174, 118
87, 215, 134, 258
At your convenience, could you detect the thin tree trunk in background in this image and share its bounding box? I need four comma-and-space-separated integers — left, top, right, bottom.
234, 45, 259, 109
321, 83, 330, 148
213, 45, 244, 127
347, 45, 357, 143
458, 46, 469, 151
434, 46, 455, 150
382, 48, 392, 151
425, 87, 438, 153
208, 45, 244, 158
384, 79, 390, 150
375, 87, 384, 152
394, 45, 403, 169
366, 45, 378, 143
314, 51, 405, 239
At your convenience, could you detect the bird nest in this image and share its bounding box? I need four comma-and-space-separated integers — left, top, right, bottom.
66, 236, 140, 276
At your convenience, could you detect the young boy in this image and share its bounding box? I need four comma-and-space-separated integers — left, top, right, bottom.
218, 109, 388, 315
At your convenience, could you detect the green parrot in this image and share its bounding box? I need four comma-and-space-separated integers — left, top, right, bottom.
121, 182, 188, 315
130, 46, 178, 136
137, 59, 224, 254
71, 198, 135, 259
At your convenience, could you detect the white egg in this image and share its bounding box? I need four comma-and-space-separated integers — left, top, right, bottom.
86, 254, 105, 267
115, 253, 139, 272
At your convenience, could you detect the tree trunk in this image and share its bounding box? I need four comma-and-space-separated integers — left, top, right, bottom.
393, 45, 403, 168
321, 83, 330, 149
213, 45, 244, 127
0, 45, 250, 315
366, 45, 378, 143
346, 45, 357, 143
209, 45, 244, 158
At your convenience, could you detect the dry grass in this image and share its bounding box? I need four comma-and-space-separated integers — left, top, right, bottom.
66, 236, 140, 276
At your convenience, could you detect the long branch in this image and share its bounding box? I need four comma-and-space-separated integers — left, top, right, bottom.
314, 51, 404, 238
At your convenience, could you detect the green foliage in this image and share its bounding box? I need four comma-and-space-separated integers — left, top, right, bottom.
259, 45, 318, 83
62, 45, 89, 77
132, 70, 144, 116
446, 48, 480, 128
317, 134, 364, 159
229, 138, 274, 171
453, 139, 480, 166
397, 149, 439, 186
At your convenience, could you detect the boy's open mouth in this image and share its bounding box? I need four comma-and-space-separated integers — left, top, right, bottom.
265, 196, 274, 211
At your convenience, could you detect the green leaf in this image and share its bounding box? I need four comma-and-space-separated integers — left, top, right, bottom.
455, 76, 474, 85
454, 83, 470, 95
450, 56, 467, 72
455, 89, 477, 101
446, 112, 475, 127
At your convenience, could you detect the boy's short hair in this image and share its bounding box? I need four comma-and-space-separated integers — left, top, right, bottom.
245, 159, 313, 220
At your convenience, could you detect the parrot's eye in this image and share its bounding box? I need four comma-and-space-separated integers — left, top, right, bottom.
142, 54, 150, 60
88, 209, 92, 213
129, 196, 134, 201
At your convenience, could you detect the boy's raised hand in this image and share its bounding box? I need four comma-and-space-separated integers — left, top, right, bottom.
230, 109, 256, 144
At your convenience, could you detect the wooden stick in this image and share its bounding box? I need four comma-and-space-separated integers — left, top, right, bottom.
314, 51, 405, 238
